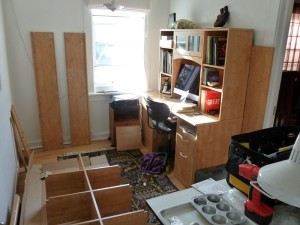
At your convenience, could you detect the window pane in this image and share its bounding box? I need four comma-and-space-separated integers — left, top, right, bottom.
92, 10, 146, 94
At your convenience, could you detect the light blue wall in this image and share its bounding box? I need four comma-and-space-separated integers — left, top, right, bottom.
0, 0, 18, 223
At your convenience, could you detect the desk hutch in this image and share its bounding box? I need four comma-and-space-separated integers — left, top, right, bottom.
143, 28, 254, 187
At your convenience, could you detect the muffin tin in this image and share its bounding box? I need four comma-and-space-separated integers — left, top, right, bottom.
191, 194, 246, 225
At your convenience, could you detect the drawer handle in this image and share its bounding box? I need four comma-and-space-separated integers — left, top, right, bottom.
178, 133, 189, 142
180, 152, 188, 158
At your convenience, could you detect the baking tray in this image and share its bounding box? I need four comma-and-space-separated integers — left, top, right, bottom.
159, 202, 204, 225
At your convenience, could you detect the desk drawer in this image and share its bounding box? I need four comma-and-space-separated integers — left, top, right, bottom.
175, 133, 196, 187
176, 132, 196, 152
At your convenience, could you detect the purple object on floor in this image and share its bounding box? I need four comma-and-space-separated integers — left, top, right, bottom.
140, 152, 164, 174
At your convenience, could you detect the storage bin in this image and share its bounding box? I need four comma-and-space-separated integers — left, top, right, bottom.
225, 126, 300, 195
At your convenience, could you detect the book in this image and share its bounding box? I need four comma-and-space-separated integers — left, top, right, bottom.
206, 36, 227, 66
201, 90, 221, 114
206, 36, 213, 64
216, 37, 227, 66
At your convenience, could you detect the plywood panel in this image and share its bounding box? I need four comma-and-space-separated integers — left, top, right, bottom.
64, 33, 91, 146
93, 185, 132, 217
102, 211, 147, 225
220, 29, 254, 120
31, 32, 63, 150
116, 125, 141, 151
46, 192, 98, 225
242, 46, 274, 133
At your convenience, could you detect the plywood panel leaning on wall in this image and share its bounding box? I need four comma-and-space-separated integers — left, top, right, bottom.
30, 32, 64, 150
242, 46, 274, 133
64, 33, 91, 146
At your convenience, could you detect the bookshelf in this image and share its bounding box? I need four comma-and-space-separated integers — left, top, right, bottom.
157, 28, 254, 187
159, 28, 253, 121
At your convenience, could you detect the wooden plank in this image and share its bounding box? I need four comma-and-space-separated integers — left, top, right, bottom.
102, 210, 148, 225
220, 29, 253, 120
11, 105, 31, 170
11, 117, 28, 171
30, 32, 63, 150
64, 33, 91, 146
20, 165, 44, 225
10, 194, 21, 225
86, 165, 121, 189
45, 171, 86, 198
242, 46, 274, 133
93, 184, 132, 217
46, 192, 98, 225
73, 220, 102, 225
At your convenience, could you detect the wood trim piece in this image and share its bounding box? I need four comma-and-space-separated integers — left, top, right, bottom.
30, 32, 63, 150
11, 105, 31, 170
64, 33, 91, 146
10, 194, 21, 225
242, 46, 274, 133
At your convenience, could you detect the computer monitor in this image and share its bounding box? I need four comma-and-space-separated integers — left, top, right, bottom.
173, 64, 200, 102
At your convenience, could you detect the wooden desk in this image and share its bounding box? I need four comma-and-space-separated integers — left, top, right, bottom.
142, 92, 243, 187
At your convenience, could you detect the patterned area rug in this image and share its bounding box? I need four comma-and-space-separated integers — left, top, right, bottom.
58, 149, 178, 224
106, 149, 178, 224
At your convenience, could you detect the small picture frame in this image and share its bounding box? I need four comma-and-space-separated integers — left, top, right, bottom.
168, 13, 176, 29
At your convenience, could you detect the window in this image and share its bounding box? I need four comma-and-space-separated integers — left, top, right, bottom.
91, 10, 147, 94
283, 5, 300, 71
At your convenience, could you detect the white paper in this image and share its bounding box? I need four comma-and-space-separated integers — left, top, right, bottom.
192, 178, 230, 195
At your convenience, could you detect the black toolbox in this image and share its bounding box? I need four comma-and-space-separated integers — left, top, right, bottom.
225, 126, 300, 195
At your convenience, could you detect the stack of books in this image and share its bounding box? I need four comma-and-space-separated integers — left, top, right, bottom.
206, 36, 227, 66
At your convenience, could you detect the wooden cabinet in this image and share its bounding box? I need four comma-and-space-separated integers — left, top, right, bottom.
159, 28, 254, 187
109, 106, 141, 150
174, 30, 204, 58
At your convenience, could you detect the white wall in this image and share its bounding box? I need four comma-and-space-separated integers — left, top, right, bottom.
4, 0, 290, 149
3, 0, 170, 148
0, 1, 18, 223
170, 0, 294, 128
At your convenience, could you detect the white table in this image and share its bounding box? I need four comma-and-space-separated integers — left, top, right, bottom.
146, 180, 258, 225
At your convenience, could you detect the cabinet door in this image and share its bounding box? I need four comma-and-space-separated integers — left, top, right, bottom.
174, 132, 196, 187
174, 30, 203, 58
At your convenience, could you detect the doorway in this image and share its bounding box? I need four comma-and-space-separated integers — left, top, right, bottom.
274, 3, 300, 127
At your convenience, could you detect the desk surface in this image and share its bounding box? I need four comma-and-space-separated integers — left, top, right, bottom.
145, 92, 219, 126
146, 180, 257, 225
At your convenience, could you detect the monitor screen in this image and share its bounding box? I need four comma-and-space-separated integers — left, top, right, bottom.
174, 64, 200, 102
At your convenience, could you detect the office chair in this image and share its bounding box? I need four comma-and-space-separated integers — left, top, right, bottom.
145, 96, 177, 170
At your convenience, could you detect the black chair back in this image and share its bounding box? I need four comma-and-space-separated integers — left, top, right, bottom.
146, 97, 170, 122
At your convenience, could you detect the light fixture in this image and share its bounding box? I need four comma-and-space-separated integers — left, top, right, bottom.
103, 0, 124, 12
257, 134, 300, 208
